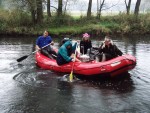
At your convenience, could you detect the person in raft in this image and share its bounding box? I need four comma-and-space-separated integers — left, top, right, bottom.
98, 36, 123, 62
60, 37, 70, 47
56, 40, 81, 65
36, 30, 57, 59
80, 33, 92, 55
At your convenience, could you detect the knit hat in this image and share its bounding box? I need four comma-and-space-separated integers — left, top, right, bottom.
83, 33, 90, 38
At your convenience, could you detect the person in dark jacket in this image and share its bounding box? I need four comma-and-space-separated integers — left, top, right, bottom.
80, 33, 92, 55
36, 30, 57, 59
56, 40, 81, 65
98, 36, 123, 61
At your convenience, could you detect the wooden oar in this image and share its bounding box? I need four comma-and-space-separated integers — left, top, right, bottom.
16, 43, 51, 62
69, 43, 78, 82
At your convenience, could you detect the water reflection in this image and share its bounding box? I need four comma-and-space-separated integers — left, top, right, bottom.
1, 35, 150, 112
12, 67, 135, 113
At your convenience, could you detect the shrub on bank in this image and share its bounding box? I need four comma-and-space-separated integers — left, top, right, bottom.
0, 9, 8, 32
1, 9, 150, 35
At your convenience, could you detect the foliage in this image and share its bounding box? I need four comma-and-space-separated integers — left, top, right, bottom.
0, 9, 9, 31
1, 8, 150, 35
9, 10, 31, 26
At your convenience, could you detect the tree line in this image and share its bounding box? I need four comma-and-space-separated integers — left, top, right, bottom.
1, 0, 143, 24
1, 0, 150, 35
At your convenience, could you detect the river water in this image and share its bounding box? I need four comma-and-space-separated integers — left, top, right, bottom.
0, 35, 150, 113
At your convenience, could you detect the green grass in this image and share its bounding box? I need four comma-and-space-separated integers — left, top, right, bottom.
1, 9, 150, 36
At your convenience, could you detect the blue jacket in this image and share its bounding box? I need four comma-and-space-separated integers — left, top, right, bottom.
36, 36, 52, 48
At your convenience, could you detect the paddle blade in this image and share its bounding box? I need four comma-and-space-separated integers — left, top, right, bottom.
69, 71, 73, 82
17, 55, 28, 62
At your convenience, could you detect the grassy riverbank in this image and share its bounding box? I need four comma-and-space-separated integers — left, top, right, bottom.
1, 9, 150, 37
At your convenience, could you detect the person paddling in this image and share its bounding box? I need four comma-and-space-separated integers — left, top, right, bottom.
56, 40, 81, 65
36, 30, 57, 59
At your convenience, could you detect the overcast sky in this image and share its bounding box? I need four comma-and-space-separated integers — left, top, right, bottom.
62, 0, 150, 15
52, 0, 139, 15
3, 0, 149, 15
74, 0, 137, 11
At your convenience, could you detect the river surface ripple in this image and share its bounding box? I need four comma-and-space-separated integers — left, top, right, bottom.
0, 35, 150, 113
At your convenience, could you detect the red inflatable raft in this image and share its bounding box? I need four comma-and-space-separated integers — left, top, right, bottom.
35, 52, 136, 78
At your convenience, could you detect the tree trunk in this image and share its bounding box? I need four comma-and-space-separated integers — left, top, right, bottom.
125, 0, 132, 15
27, 0, 37, 24
134, 0, 141, 15
31, 10, 37, 24
64, 0, 68, 15
98, 0, 105, 19
87, 0, 92, 18
97, 0, 99, 18
36, 0, 43, 23
98, 5, 102, 19
47, 0, 51, 17
57, 0, 63, 17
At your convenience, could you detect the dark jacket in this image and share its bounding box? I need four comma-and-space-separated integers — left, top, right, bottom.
99, 43, 123, 60
80, 40, 92, 54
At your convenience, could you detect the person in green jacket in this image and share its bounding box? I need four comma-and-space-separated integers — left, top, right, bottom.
56, 40, 80, 65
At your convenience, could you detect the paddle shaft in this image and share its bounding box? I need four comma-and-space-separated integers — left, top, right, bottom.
34, 43, 52, 54
17, 43, 52, 62
69, 43, 78, 82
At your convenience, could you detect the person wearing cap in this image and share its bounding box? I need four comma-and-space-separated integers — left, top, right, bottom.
36, 30, 57, 59
60, 37, 71, 47
80, 33, 92, 55
98, 36, 123, 61
56, 40, 81, 65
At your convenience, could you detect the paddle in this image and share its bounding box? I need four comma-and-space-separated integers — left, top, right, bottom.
16, 43, 51, 62
69, 42, 78, 82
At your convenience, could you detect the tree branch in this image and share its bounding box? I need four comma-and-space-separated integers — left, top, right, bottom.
101, 0, 120, 11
